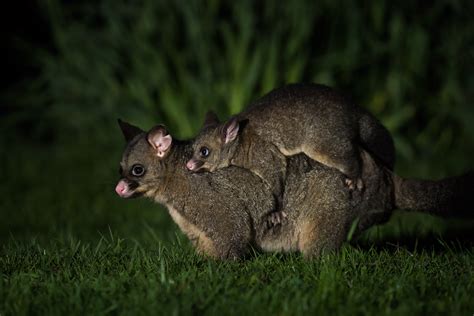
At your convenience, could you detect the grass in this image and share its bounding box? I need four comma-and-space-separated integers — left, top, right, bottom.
1, 141, 473, 315
2, 236, 473, 315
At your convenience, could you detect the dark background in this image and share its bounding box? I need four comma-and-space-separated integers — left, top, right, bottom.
1, 0, 473, 245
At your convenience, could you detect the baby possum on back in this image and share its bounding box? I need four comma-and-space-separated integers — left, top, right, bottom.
187, 83, 395, 192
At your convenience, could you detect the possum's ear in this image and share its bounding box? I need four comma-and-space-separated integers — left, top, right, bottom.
147, 125, 173, 158
221, 117, 240, 144
118, 119, 144, 142
203, 111, 220, 128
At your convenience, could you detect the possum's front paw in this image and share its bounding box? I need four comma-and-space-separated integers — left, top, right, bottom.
345, 177, 364, 191
266, 211, 288, 229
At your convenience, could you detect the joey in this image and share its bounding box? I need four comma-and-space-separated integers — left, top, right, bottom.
187, 83, 396, 193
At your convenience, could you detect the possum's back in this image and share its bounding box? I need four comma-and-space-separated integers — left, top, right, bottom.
238, 83, 362, 154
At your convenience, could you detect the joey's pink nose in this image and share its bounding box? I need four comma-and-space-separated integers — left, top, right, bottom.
115, 180, 129, 197
186, 160, 196, 171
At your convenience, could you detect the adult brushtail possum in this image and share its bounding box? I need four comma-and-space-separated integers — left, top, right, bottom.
115, 119, 277, 260
115, 120, 473, 259
186, 83, 395, 195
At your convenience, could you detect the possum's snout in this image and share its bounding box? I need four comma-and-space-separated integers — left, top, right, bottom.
115, 179, 135, 198
186, 159, 204, 171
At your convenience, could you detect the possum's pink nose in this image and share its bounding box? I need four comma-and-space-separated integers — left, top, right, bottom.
115, 180, 131, 198
186, 159, 205, 172
186, 159, 197, 171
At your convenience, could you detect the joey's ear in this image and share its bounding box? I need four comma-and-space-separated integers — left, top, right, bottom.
221, 117, 240, 144
203, 111, 220, 128
147, 125, 173, 157
118, 119, 144, 142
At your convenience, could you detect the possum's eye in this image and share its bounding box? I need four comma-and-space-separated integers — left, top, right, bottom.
131, 164, 145, 177
199, 147, 210, 158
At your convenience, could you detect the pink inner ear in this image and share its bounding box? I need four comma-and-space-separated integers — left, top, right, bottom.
147, 127, 173, 156
157, 134, 172, 152
225, 120, 239, 144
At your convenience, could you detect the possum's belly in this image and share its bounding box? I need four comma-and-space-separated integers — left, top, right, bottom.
167, 206, 219, 258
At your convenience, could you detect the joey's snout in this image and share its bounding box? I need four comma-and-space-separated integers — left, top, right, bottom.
186, 158, 204, 171
115, 179, 134, 198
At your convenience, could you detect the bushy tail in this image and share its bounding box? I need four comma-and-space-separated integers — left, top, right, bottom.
393, 171, 474, 218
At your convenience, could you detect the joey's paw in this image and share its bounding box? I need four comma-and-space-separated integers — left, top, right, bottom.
345, 178, 364, 191
344, 178, 355, 190
266, 211, 288, 228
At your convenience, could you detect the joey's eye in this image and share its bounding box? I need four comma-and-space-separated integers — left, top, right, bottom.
131, 164, 145, 177
199, 147, 210, 158
119, 166, 123, 175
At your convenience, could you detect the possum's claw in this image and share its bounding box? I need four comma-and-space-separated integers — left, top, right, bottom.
266, 211, 288, 228
345, 177, 364, 191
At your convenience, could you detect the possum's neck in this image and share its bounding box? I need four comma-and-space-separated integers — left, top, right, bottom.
231, 128, 260, 171
150, 140, 194, 210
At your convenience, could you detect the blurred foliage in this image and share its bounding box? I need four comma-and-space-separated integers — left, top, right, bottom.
3, 0, 474, 178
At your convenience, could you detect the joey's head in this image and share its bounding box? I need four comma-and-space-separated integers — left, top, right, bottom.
115, 119, 174, 199
186, 111, 241, 172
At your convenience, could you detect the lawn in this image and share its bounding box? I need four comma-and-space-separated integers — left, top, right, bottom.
1, 143, 473, 316
2, 236, 473, 315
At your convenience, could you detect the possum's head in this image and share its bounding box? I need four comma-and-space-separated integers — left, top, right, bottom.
186, 111, 241, 172
115, 119, 173, 199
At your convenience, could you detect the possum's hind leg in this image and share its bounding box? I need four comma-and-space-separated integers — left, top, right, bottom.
298, 215, 348, 258
302, 138, 363, 190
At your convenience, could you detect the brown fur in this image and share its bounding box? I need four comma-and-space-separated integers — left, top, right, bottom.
188, 83, 395, 191
117, 122, 276, 259
116, 121, 473, 260
260, 150, 473, 257
167, 206, 218, 257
